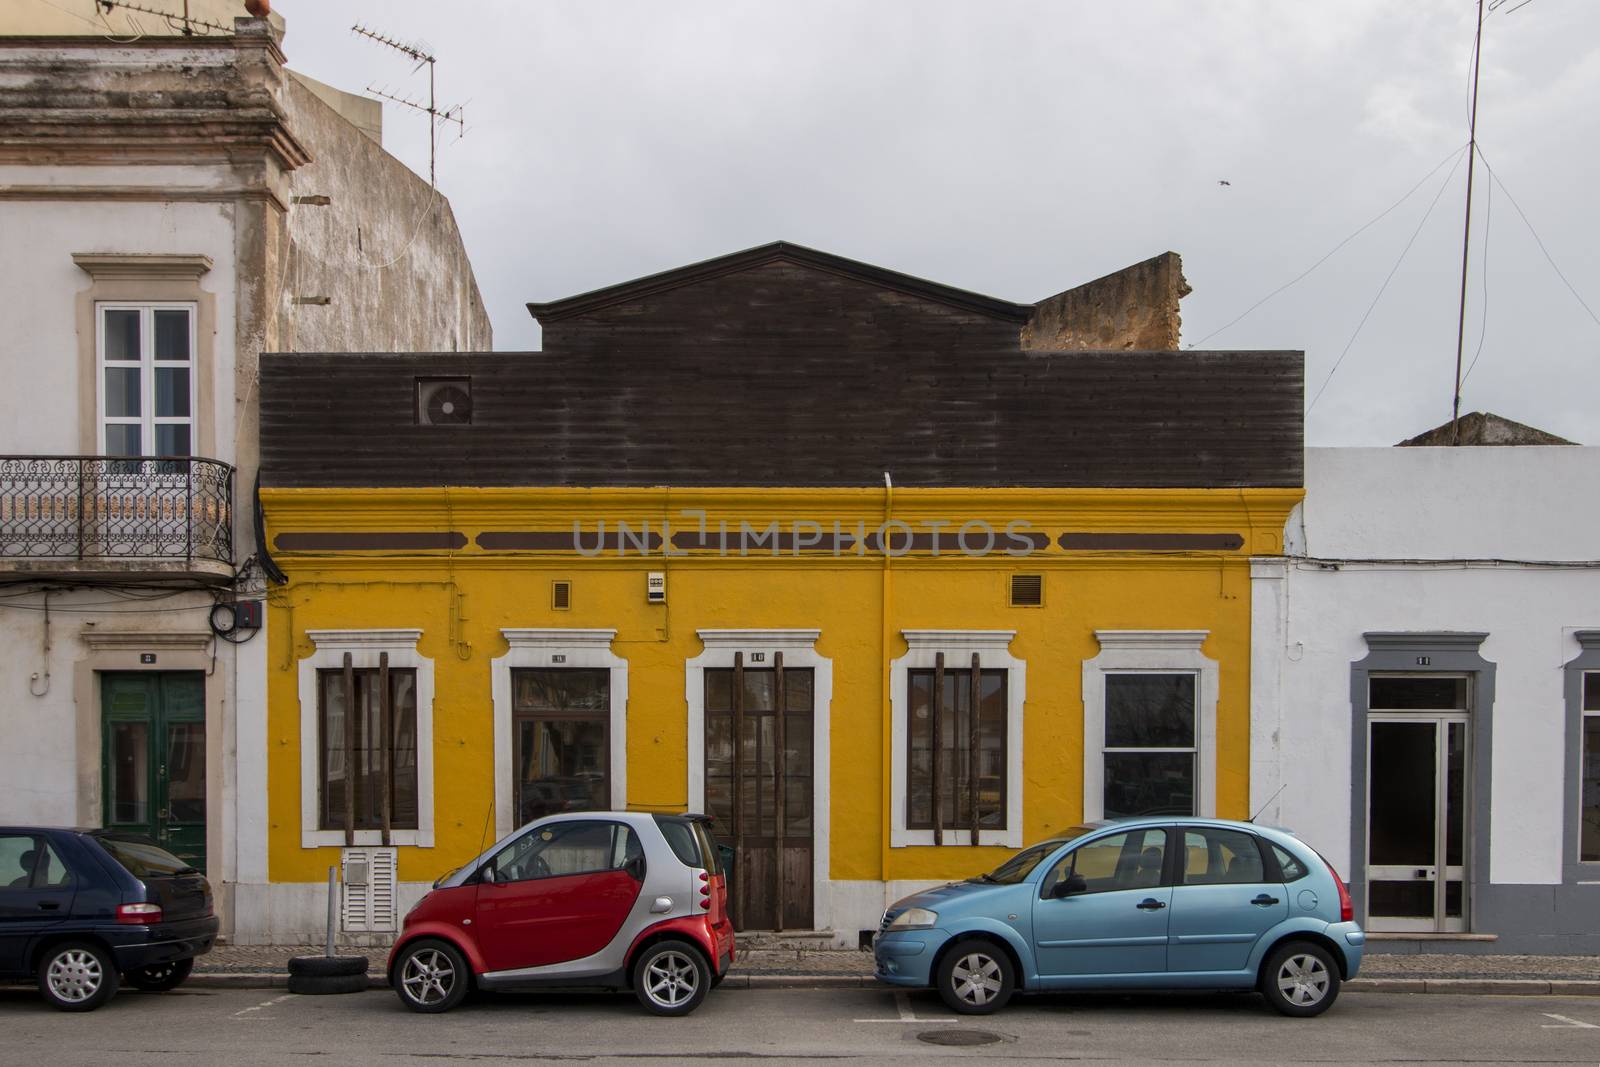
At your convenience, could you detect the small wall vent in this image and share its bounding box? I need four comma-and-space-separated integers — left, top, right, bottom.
416, 377, 472, 426
552, 580, 572, 610
1009, 574, 1044, 607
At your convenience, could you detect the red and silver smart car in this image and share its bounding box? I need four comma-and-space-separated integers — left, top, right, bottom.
387, 812, 733, 1016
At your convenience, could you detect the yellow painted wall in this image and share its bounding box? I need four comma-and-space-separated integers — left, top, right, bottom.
261, 487, 1298, 888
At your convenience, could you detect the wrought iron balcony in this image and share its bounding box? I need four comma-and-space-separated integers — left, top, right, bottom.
0, 456, 234, 574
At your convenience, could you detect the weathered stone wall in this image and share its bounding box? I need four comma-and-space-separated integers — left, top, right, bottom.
1021, 250, 1190, 351
276, 74, 491, 355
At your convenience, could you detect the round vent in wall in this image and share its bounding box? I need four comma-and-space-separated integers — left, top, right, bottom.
417, 377, 473, 426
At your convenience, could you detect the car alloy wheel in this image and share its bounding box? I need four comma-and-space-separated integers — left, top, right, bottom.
633, 940, 710, 1016
38, 941, 119, 1012
936, 938, 1015, 1015
1261, 940, 1341, 1017
48, 949, 103, 1004
643, 950, 699, 1009
393, 940, 469, 1014
402, 948, 457, 1007
1276, 953, 1330, 1007
951, 952, 1004, 1008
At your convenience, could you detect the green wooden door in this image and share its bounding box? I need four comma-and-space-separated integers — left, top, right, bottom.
101, 673, 206, 870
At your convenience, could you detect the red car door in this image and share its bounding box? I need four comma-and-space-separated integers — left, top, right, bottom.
474, 820, 644, 973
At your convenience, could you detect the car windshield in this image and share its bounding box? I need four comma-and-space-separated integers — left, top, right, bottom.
977, 826, 1096, 884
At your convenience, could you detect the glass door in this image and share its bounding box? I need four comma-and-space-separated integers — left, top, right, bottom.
1366, 675, 1469, 932
101, 672, 206, 869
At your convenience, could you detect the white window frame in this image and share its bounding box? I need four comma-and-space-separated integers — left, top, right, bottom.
685, 629, 832, 909
95, 302, 198, 457
1083, 630, 1217, 822
491, 629, 629, 841
298, 629, 435, 848
890, 630, 1025, 848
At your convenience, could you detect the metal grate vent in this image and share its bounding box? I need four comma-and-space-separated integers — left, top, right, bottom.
416, 377, 472, 426
1009, 573, 1043, 607
552, 580, 571, 610
340, 846, 397, 932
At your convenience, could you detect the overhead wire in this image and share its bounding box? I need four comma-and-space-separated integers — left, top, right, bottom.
1307, 147, 1469, 414
1188, 142, 1469, 349
1474, 144, 1600, 334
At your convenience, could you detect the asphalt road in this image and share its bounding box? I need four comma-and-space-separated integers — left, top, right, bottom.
5, 985, 1600, 1065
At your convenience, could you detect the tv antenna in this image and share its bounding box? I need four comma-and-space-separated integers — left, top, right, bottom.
94, 0, 231, 35
352, 23, 466, 188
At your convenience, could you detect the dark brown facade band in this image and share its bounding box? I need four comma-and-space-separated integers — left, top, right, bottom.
274, 531, 468, 551
1057, 532, 1245, 551
476, 531, 666, 552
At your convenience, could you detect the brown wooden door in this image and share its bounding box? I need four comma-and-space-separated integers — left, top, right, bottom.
704, 654, 814, 930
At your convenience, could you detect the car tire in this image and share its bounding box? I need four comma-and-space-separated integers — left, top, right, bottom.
935, 938, 1015, 1015
392, 939, 470, 1013
126, 957, 195, 992
633, 940, 711, 1017
288, 954, 369, 978
1260, 941, 1341, 1018
37, 941, 119, 1012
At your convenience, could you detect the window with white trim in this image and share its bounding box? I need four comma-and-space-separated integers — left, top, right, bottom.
297, 630, 435, 848
1102, 672, 1198, 818
890, 630, 1025, 848
1082, 630, 1217, 823
97, 303, 196, 457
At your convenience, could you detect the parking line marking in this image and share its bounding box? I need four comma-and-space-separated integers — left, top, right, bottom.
850, 993, 961, 1024
1540, 1013, 1598, 1030
234, 993, 294, 1018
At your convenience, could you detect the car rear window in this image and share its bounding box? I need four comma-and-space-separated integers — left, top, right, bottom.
1271, 843, 1309, 882
656, 818, 701, 868
94, 834, 193, 878
692, 821, 722, 875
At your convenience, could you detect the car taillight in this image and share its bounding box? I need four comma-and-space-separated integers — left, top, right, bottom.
117, 902, 163, 925
698, 871, 711, 912
1319, 854, 1354, 922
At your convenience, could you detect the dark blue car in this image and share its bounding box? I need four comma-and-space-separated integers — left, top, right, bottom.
0, 827, 218, 1011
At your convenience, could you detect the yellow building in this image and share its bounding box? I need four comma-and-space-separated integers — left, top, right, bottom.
253, 244, 1304, 943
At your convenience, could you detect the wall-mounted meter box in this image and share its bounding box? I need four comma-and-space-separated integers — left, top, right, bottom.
647, 572, 666, 603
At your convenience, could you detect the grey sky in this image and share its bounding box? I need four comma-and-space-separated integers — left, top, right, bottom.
278, 0, 1600, 446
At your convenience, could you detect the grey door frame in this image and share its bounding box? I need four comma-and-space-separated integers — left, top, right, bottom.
1349, 633, 1493, 931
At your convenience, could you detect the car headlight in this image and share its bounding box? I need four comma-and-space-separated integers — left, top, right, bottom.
888, 907, 938, 930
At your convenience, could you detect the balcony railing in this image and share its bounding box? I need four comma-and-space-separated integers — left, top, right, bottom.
0, 456, 234, 567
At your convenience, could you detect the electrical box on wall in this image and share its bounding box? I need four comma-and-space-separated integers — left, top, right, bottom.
646, 572, 666, 603
233, 600, 264, 629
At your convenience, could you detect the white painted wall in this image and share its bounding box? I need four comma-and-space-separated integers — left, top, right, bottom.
0, 179, 239, 460
1254, 446, 1600, 887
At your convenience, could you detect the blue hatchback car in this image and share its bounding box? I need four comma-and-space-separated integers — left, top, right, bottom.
874, 818, 1363, 1017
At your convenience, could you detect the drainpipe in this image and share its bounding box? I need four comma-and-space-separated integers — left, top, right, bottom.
879, 472, 894, 912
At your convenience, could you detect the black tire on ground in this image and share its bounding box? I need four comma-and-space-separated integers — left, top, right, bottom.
935, 938, 1015, 1015
1259, 940, 1342, 1018
37, 941, 120, 1012
287, 954, 370, 978
126, 956, 195, 992
633, 940, 711, 1017
288, 972, 370, 995
391, 939, 471, 1014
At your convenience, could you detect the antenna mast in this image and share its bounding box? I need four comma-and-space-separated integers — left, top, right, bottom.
352, 23, 466, 188
1450, 0, 1486, 444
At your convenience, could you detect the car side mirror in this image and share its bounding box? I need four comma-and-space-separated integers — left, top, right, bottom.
1051, 873, 1088, 898
623, 855, 646, 882
478, 865, 497, 885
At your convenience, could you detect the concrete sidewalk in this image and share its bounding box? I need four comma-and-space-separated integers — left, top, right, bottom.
194, 943, 1600, 995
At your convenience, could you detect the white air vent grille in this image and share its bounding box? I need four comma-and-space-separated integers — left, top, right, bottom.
416, 377, 472, 426
341, 846, 398, 932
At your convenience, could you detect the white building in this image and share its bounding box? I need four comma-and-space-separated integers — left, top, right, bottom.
0, 10, 488, 942
1252, 425, 1600, 953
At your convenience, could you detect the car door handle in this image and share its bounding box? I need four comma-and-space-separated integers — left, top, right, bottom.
1251, 894, 1280, 907
1136, 898, 1166, 910
37, 901, 60, 911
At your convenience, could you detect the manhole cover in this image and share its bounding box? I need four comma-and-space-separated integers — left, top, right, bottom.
918, 1029, 1002, 1047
